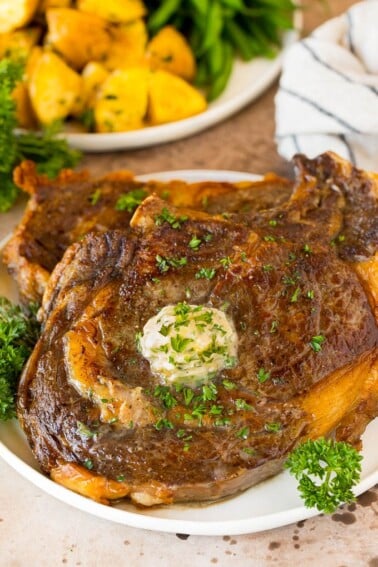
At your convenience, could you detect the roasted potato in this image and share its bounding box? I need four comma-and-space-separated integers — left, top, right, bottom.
0, 27, 41, 59
146, 26, 196, 81
77, 0, 146, 23
148, 70, 207, 125
28, 50, 84, 124
105, 19, 147, 71
0, 0, 39, 33
12, 81, 37, 128
82, 61, 109, 106
94, 68, 149, 132
46, 8, 111, 70
38, 0, 72, 10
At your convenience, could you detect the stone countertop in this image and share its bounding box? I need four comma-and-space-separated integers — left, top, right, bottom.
1, 1, 377, 565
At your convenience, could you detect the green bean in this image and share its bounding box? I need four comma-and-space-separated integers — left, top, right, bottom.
207, 37, 225, 79
189, 0, 209, 18
194, 58, 210, 87
197, 0, 224, 55
224, 19, 256, 60
148, 0, 182, 33
207, 41, 233, 101
220, 0, 246, 10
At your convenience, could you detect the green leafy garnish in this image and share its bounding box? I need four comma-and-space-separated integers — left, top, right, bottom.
0, 58, 82, 212
195, 267, 216, 280
0, 298, 40, 421
285, 438, 362, 513
155, 207, 188, 229
256, 367, 270, 383
115, 188, 148, 212
310, 335, 326, 352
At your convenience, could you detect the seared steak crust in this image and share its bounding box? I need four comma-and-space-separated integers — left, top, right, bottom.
17, 153, 378, 506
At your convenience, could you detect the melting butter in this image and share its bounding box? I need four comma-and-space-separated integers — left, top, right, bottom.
140, 303, 237, 386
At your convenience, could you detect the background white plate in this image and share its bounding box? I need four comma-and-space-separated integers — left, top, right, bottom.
0, 169, 377, 536
60, 26, 300, 152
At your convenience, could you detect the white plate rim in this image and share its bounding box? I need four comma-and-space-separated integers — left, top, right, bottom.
0, 168, 377, 536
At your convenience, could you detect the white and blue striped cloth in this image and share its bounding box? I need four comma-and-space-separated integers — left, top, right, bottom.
275, 0, 378, 170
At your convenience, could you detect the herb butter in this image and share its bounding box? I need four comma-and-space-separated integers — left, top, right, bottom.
140, 302, 237, 386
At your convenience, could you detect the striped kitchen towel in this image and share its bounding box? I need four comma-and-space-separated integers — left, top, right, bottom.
275, 0, 378, 170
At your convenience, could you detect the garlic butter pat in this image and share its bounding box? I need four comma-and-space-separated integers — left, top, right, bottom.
139, 302, 237, 386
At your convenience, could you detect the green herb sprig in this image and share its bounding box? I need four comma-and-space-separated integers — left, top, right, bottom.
0, 298, 40, 421
285, 438, 362, 513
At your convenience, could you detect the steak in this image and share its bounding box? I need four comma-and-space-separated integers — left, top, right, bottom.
17, 152, 378, 507
3, 161, 293, 303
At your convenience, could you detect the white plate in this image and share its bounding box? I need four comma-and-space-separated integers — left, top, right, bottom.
58, 24, 300, 152
0, 170, 377, 536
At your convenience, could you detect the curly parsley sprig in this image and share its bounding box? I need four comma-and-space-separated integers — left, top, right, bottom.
0, 57, 82, 212
0, 298, 40, 421
285, 438, 362, 513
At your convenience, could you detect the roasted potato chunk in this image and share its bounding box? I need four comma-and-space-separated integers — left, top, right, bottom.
0, 27, 41, 59
28, 50, 84, 124
77, 0, 146, 23
38, 0, 72, 10
105, 20, 147, 70
0, 0, 39, 33
94, 68, 149, 132
82, 61, 109, 106
148, 70, 207, 125
146, 26, 196, 81
46, 8, 111, 70
12, 81, 37, 128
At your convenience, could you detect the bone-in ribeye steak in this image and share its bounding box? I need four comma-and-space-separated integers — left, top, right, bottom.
16, 153, 378, 506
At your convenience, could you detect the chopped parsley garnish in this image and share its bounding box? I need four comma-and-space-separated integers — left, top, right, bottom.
290, 287, 301, 303
263, 235, 276, 242
269, 219, 278, 227
201, 382, 218, 401
154, 207, 188, 229
310, 335, 326, 352
83, 458, 94, 470
203, 233, 213, 242
243, 447, 255, 455
236, 426, 250, 440
116, 474, 126, 482
155, 418, 174, 430
265, 422, 281, 432
270, 320, 278, 334
262, 264, 274, 272
77, 421, 97, 439
215, 416, 231, 427
89, 188, 101, 205
188, 235, 202, 250
220, 257, 232, 269
156, 254, 187, 273
303, 244, 312, 254
256, 367, 271, 384
171, 334, 193, 353
154, 385, 178, 408
235, 399, 253, 411
222, 379, 236, 390
306, 290, 315, 300
115, 188, 147, 212
195, 267, 216, 280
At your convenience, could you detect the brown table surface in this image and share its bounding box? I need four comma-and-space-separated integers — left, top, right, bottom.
1, 2, 377, 565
